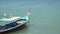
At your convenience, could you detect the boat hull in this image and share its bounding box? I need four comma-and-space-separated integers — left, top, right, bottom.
0, 21, 28, 33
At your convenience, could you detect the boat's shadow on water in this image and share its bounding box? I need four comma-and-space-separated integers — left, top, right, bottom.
0, 25, 28, 34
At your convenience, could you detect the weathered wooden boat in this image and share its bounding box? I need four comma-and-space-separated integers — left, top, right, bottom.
0, 9, 30, 32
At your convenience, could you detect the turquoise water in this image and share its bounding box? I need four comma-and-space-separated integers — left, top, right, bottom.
0, 0, 60, 34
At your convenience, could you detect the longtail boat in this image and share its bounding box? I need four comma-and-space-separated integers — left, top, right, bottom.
0, 9, 30, 32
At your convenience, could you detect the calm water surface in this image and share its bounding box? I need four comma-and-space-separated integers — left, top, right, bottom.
0, 0, 60, 34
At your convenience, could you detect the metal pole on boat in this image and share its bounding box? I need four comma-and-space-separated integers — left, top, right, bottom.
4, 12, 6, 17
10, 12, 12, 18
28, 8, 31, 20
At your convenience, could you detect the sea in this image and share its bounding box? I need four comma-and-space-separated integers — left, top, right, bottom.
0, 0, 60, 34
